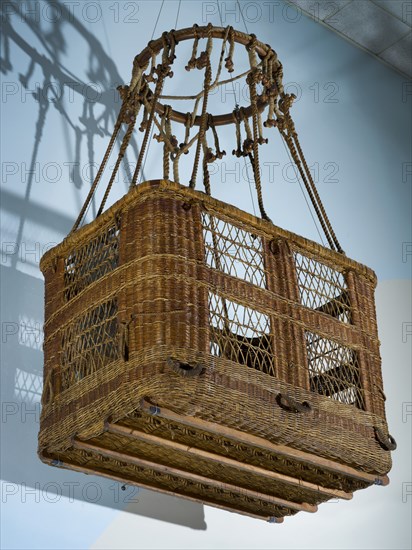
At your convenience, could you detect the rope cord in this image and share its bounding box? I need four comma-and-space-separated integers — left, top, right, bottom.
281, 129, 335, 249
216, 1, 257, 217
71, 14, 342, 252
279, 131, 326, 247
189, 52, 213, 188
70, 112, 123, 233
293, 132, 343, 252
202, 137, 212, 196
247, 37, 271, 222
97, 115, 137, 216
71, 1, 165, 230
173, 131, 200, 183
236, 0, 341, 250
277, 89, 342, 251
130, 70, 167, 186
131, 0, 168, 186
174, 0, 181, 28
160, 65, 261, 101
208, 114, 225, 159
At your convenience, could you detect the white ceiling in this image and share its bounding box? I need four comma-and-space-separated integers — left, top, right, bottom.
287, 0, 412, 77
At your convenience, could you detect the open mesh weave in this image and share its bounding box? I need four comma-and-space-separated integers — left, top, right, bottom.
294, 252, 351, 323
61, 299, 119, 390
202, 213, 267, 288
305, 331, 365, 409
209, 292, 275, 376
64, 217, 120, 301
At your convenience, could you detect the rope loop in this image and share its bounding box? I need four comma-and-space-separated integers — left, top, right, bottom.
276, 393, 312, 414
225, 26, 235, 73
374, 427, 397, 451
167, 357, 205, 378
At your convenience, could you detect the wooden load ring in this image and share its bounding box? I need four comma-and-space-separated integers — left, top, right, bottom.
132, 25, 278, 127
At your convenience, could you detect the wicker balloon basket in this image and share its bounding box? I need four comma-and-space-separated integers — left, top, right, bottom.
39, 25, 395, 522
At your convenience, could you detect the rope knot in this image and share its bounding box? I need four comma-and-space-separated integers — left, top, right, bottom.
154, 62, 174, 80
195, 51, 209, 70
242, 138, 254, 154
246, 34, 258, 52
246, 67, 263, 86
224, 56, 234, 73
279, 93, 296, 113
117, 85, 140, 124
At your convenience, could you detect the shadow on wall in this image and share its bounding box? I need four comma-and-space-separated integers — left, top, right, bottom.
0, 0, 206, 530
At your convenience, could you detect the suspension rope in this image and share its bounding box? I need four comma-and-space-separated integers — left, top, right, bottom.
160, 65, 260, 101
208, 114, 225, 159
235, 1, 341, 249
173, 131, 199, 183
189, 39, 213, 188
281, 128, 336, 250
247, 36, 271, 222
131, 0, 167, 186
70, 110, 123, 233
277, 90, 343, 252
293, 132, 343, 252
130, 69, 168, 186
279, 130, 326, 247
97, 115, 137, 217
71, 18, 342, 253
202, 137, 212, 196
70, 1, 165, 230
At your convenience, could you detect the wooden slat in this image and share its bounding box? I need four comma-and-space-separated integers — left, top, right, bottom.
73, 439, 316, 514
107, 421, 352, 501
40, 451, 283, 523
140, 399, 389, 486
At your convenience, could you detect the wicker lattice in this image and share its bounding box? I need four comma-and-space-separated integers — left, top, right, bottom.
39, 25, 395, 522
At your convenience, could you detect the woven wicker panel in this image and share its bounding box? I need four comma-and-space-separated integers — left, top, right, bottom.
293, 251, 351, 323
39, 180, 393, 520
209, 291, 275, 376
201, 212, 267, 288
305, 332, 365, 409
60, 299, 119, 390
64, 216, 120, 301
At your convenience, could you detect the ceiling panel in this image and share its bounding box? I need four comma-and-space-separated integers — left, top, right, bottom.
287, 0, 412, 77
